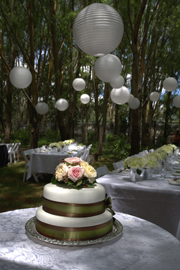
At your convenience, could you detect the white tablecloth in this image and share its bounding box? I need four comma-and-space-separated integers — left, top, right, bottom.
0, 208, 180, 270
27, 146, 85, 180
97, 171, 180, 241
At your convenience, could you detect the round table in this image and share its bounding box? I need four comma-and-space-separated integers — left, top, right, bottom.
0, 208, 180, 270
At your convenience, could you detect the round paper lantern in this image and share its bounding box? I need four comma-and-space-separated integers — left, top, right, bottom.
80, 94, 90, 104
127, 94, 134, 104
9, 66, 32, 89
149, 92, 160, 101
173, 96, 180, 108
163, 77, 177, 92
35, 102, 49, 115
110, 75, 124, 88
73, 3, 124, 56
95, 54, 122, 82
129, 98, 140, 109
73, 78, 86, 91
55, 99, 68, 111
110, 86, 130, 105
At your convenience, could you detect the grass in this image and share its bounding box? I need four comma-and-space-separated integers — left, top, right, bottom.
0, 155, 118, 213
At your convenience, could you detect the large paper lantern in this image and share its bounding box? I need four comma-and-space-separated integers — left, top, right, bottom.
55, 99, 68, 111
73, 3, 124, 56
163, 77, 177, 92
110, 87, 130, 105
36, 102, 49, 115
110, 75, 124, 89
129, 98, 140, 109
80, 94, 90, 104
9, 66, 32, 89
95, 54, 122, 82
73, 78, 86, 91
128, 94, 134, 104
173, 96, 180, 108
149, 92, 160, 101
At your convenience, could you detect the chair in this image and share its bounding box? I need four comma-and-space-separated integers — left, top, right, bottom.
96, 165, 109, 178
11, 142, 21, 163
113, 160, 124, 170
22, 149, 38, 182
80, 144, 92, 163
6, 143, 14, 164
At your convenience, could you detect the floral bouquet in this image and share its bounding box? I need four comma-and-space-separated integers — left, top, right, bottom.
49, 142, 63, 151
51, 157, 97, 189
123, 156, 147, 175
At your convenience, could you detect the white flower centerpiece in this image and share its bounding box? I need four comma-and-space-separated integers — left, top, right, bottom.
51, 157, 97, 189
123, 156, 147, 181
143, 154, 159, 179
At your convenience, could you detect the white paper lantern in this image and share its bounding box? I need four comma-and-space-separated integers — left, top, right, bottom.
173, 96, 180, 108
9, 66, 32, 89
36, 102, 49, 115
127, 94, 134, 104
73, 3, 124, 56
110, 75, 124, 88
95, 54, 122, 82
149, 92, 160, 101
56, 99, 68, 111
80, 94, 90, 104
163, 77, 177, 92
129, 98, 140, 109
73, 78, 86, 91
110, 87, 130, 105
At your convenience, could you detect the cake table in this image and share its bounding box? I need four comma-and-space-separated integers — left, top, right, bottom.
0, 208, 180, 270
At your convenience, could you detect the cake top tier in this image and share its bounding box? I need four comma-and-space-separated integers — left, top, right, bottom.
43, 183, 105, 204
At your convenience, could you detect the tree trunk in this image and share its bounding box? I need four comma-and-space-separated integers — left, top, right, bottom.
98, 83, 109, 156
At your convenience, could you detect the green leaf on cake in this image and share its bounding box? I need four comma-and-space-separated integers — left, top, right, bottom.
76, 180, 82, 186
51, 176, 57, 184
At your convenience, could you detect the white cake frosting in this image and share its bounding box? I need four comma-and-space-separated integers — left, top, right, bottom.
36, 206, 112, 227
43, 183, 105, 204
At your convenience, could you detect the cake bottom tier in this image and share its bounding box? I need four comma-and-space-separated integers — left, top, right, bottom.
36, 206, 113, 241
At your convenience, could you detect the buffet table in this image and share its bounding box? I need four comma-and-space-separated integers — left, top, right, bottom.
97, 171, 180, 241
0, 208, 180, 270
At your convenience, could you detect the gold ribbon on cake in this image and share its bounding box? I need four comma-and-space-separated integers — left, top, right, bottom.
104, 194, 115, 216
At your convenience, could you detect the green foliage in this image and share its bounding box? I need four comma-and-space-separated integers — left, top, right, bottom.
106, 134, 131, 159
39, 131, 61, 144
10, 129, 31, 147
88, 130, 96, 143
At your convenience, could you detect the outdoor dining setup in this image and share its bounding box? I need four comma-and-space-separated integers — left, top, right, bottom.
97, 144, 180, 241
1, 1, 180, 270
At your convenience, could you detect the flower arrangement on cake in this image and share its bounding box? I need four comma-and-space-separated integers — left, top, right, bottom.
51, 157, 97, 189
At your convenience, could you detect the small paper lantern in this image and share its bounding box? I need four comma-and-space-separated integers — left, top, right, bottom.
73, 3, 124, 56
9, 66, 32, 89
149, 92, 160, 101
129, 98, 140, 109
95, 54, 122, 82
36, 102, 49, 115
110, 75, 124, 88
173, 96, 180, 108
163, 77, 177, 92
110, 87, 130, 105
127, 94, 134, 104
56, 99, 68, 111
73, 78, 86, 91
80, 94, 90, 104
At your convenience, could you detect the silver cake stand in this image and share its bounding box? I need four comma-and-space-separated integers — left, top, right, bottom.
25, 216, 123, 247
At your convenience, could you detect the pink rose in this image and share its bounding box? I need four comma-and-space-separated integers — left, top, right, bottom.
68, 166, 84, 182
65, 157, 81, 165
